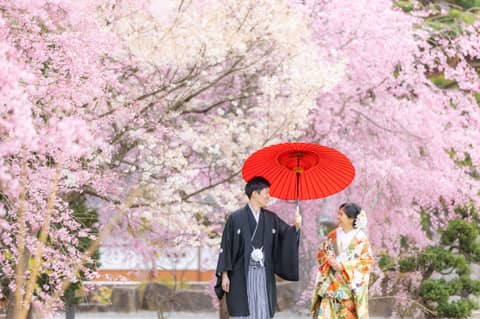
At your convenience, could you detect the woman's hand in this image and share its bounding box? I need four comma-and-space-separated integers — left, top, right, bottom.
327, 256, 342, 272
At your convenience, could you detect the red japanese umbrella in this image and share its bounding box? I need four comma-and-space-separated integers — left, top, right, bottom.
242, 142, 355, 207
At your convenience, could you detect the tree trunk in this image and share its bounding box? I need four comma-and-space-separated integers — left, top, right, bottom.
5, 295, 33, 319
219, 297, 229, 319
5, 293, 15, 319
65, 303, 75, 319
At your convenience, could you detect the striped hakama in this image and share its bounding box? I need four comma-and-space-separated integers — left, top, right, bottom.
231, 259, 271, 319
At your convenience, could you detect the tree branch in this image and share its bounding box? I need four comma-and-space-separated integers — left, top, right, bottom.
180, 94, 253, 115
370, 296, 436, 316
169, 57, 246, 112
181, 170, 242, 201
351, 109, 425, 140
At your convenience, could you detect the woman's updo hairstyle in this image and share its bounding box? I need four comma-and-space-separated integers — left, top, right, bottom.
339, 202, 362, 227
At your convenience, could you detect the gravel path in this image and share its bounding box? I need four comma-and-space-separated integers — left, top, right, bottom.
52, 311, 387, 319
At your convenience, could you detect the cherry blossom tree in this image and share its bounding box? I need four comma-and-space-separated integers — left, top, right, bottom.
291, 0, 480, 314
0, 1, 124, 317
92, 0, 344, 274
0, 0, 342, 316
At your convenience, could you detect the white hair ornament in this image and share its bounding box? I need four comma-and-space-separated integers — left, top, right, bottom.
354, 209, 368, 230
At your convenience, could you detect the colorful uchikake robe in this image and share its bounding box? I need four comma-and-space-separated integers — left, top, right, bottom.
311, 228, 373, 319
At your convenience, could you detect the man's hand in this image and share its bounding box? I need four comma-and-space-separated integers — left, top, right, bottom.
221, 272, 230, 293
295, 206, 302, 231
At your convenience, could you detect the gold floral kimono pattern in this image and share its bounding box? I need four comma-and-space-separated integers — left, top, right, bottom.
311, 228, 373, 319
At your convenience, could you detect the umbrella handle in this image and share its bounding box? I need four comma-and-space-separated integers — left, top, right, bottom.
295, 171, 300, 202
295, 152, 301, 201
294, 200, 302, 230
295, 170, 302, 227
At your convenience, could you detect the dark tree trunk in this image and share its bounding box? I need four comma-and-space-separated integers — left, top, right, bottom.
65, 303, 75, 319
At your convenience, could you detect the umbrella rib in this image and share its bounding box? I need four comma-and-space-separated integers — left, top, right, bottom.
278, 168, 293, 200
319, 165, 350, 193
304, 173, 320, 200
320, 168, 339, 195
268, 167, 285, 196
322, 161, 355, 184
314, 168, 330, 198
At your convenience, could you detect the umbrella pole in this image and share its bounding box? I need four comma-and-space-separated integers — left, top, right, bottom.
295, 171, 301, 217
294, 156, 302, 226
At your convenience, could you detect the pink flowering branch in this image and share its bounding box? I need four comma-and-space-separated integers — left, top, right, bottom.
13, 156, 28, 319
45, 186, 144, 310
17, 165, 61, 319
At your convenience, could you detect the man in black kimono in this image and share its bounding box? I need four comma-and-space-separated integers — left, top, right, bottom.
214, 176, 302, 318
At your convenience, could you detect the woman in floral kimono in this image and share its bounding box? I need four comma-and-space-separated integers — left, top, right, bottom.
311, 202, 373, 319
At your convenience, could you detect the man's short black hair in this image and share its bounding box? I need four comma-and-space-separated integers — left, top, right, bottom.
245, 176, 270, 199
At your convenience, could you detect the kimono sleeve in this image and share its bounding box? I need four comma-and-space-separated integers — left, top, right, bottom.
214, 215, 234, 299
273, 215, 300, 281
339, 232, 373, 319
316, 234, 335, 275
311, 233, 335, 314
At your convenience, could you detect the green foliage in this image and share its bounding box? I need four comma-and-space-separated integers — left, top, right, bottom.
388, 204, 480, 318
429, 73, 458, 89
437, 299, 476, 317
448, 9, 464, 19
460, 277, 480, 294
447, 151, 480, 180
419, 275, 480, 317
36, 194, 100, 305
399, 256, 417, 272
455, 0, 480, 9
415, 0, 480, 122
396, 0, 414, 13
63, 194, 100, 305
419, 246, 469, 275
455, 152, 474, 167
419, 207, 433, 239
453, 203, 479, 222
400, 235, 410, 250
422, 3, 477, 37
441, 219, 479, 256
378, 253, 396, 271
475, 92, 480, 106
448, 9, 476, 24
420, 279, 451, 303
68, 195, 100, 261
462, 12, 476, 24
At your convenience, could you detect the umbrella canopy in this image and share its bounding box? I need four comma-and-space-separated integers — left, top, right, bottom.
242, 142, 355, 201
